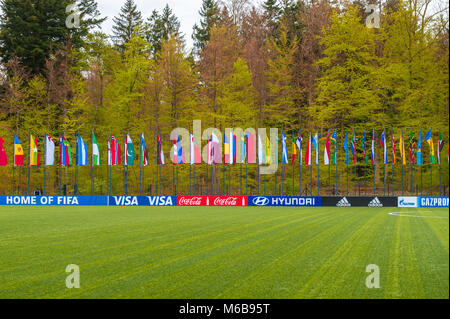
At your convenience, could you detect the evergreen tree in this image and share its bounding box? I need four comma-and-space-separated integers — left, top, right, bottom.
112, 0, 143, 48
262, 0, 281, 36
0, 0, 72, 74
192, 0, 220, 54
145, 5, 182, 55
77, 0, 106, 33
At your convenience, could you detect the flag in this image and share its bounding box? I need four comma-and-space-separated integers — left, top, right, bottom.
44, 134, 55, 166
399, 131, 406, 166
140, 133, 148, 166
110, 135, 121, 166
14, 135, 24, 166
296, 132, 302, 165
291, 132, 297, 164
258, 134, 264, 165
380, 130, 388, 165
438, 131, 444, 165
92, 133, 101, 166
390, 130, 396, 165
207, 135, 212, 165
158, 136, 165, 165
409, 129, 415, 164
224, 134, 230, 164
305, 133, 312, 166
190, 134, 201, 165
324, 131, 330, 165
246, 131, 256, 164
281, 131, 288, 164
124, 134, 135, 166
416, 130, 423, 165
371, 129, 375, 165
362, 131, 368, 165
0, 136, 7, 165
424, 129, 436, 164
229, 131, 236, 165
60, 136, 72, 166
240, 133, 246, 164
331, 130, 337, 165
29, 135, 40, 166
343, 131, 349, 166
350, 130, 356, 164
266, 135, 271, 165
76, 134, 88, 166
107, 140, 111, 166
210, 132, 219, 164
312, 132, 318, 165
176, 137, 184, 165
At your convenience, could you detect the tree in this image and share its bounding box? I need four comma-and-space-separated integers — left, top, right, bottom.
145, 5, 182, 55
0, 0, 72, 74
77, 0, 107, 34
265, 21, 299, 130
112, 0, 143, 48
158, 35, 196, 129
218, 58, 255, 127
262, 0, 281, 36
192, 0, 220, 54
199, 21, 242, 127
313, 6, 382, 131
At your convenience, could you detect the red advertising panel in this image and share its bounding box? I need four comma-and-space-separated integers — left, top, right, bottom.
177, 196, 247, 207
177, 196, 208, 206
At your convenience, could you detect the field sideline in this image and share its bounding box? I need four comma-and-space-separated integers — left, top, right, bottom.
0, 206, 448, 299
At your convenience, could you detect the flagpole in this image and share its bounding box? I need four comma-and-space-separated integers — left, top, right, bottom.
292, 152, 295, 196
328, 131, 331, 195
336, 139, 338, 196
401, 129, 404, 196
193, 164, 196, 195
27, 134, 30, 195
189, 162, 192, 195
439, 128, 441, 196
59, 135, 62, 195
228, 164, 231, 195
240, 163, 243, 196
354, 130, 356, 196
91, 132, 95, 196
74, 132, 78, 196
12, 143, 15, 195
246, 160, 248, 196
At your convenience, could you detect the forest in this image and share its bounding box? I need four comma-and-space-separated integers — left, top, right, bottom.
0, 0, 448, 196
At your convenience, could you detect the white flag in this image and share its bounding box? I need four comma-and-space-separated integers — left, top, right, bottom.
258, 134, 264, 165
45, 134, 55, 166
107, 140, 111, 166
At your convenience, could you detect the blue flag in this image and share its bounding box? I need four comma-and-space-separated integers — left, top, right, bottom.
416, 130, 423, 165
343, 131, 349, 165
282, 131, 288, 164
76, 134, 88, 166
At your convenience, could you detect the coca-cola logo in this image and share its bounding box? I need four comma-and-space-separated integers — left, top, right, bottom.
213, 197, 238, 206
178, 196, 204, 206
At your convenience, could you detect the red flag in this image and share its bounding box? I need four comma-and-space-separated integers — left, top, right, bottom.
0, 136, 7, 165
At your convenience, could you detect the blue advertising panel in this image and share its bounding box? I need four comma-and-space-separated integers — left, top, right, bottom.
108, 196, 177, 206
248, 196, 321, 207
418, 197, 449, 208
0, 196, 108, 206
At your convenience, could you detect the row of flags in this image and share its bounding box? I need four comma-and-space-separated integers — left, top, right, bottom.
0, 129, 447, 167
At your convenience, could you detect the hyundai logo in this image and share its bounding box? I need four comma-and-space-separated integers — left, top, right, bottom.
252, 197, 270, 206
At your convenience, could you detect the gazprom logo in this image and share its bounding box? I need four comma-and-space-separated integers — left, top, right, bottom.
252, 197, 270, 206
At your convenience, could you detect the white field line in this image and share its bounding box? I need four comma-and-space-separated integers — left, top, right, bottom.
389, 211, 449, 219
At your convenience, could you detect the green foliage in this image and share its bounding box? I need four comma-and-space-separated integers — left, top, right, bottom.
145, 5, 182, 55
112, 0, 143, 48
192, 0, 220, 54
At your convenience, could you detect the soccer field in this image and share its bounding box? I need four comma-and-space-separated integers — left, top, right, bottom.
0, 206, 448, 299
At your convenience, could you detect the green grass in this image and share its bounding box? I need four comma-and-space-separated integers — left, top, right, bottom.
0, 206, 448, 299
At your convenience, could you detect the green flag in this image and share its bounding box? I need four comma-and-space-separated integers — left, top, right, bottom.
92, 133, 101, 166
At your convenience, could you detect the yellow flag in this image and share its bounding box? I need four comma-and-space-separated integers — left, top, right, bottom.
399, 133, 406, 166
266, 136, 271, 165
